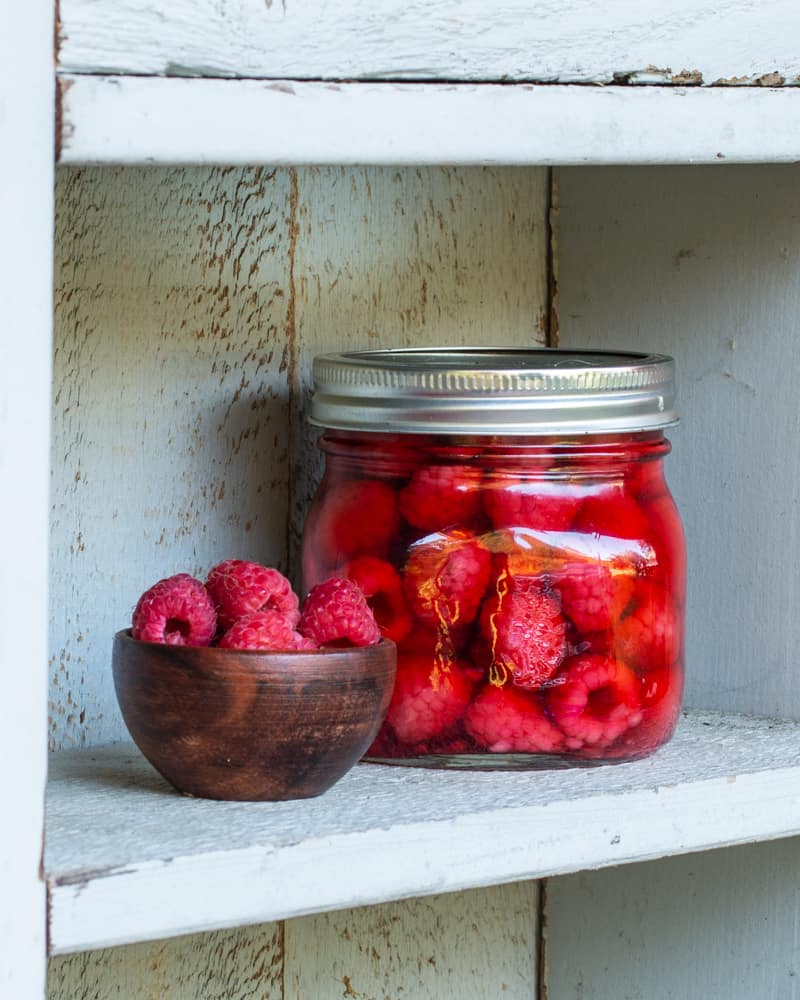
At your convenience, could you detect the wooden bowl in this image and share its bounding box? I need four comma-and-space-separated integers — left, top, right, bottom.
112, 630, 396, 801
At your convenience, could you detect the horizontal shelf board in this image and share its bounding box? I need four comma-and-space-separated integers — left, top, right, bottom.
58, 0, 800, 83
58, 77, 800, 166
46, 710, 800, 955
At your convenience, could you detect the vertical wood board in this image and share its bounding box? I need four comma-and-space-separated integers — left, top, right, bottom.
0, 2, 53, 997
51, 166, 293, 749
285, 883, 538, 1000
58, 0, 800, 84
289, 165, 549, 579
47, 923, 283, 1000
555, 164, 800, 719
48, 165, 549, 997
544, 838, 800, 999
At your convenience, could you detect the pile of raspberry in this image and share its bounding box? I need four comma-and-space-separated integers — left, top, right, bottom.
304, 457, 684, 762
131, 559, 382, 651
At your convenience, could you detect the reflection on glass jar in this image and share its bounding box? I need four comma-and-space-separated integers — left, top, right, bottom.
303, 349, 685, 769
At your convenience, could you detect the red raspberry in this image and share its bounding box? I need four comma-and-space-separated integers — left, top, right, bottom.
479, 574, 567, 689
398, 465, 483, 531
385, 654, 474, 744
219, 610, 317, 651
573, 490, 651, 541
403, 530, 492, 628
611, 666, 683, 756
399, 622, 471, 658
345, 556, 413, 644
639, 492, 687, 605
132, 573, 217, 647
546, 654, 643, 749
484, 476, 582, 532
639, 664, 682, 712
628, 460, 668, 502
298, 577, 381, 647
365, 728, 394, 757
550, 559, 635, 635
466, 635, 493, 676
614, 583, 682, 672
308, 479, 399, 561
205, 559, 299, 630
412, 736, 476, 755
464, 684, 564, 753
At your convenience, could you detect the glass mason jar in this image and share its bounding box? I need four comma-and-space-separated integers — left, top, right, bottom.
302, 349, 685, 768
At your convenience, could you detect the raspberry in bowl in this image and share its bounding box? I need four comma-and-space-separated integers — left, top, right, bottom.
114, 563, 396, 800
303, 348, 685, 769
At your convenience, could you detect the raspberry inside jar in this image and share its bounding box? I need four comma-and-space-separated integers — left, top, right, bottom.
303, 349, 685, 768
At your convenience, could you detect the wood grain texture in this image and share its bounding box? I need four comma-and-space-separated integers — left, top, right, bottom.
45, 713, 800, 954
58, 0, 800, 84
48, 164, 548, 994
51, 166, 293, 749
544, 838, 800, 999
58, 78, 800, 167
47, 923, 283, 999
0, 2, 53, 996
288, 166, 549, 580
285, 883, 537, 1000
555, 165, 800, 719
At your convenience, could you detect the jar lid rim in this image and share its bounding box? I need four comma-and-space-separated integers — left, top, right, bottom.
310, 347, 677, 435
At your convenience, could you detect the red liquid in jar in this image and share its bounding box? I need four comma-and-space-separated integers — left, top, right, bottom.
302, 431, 685, 768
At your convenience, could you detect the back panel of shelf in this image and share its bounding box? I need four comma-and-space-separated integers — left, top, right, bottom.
48, 160, 551, 997
48, 160, 800, 1000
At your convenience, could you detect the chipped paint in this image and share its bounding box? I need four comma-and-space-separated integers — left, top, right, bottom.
612, 66, 704, 86
714, 71, 792, 86
755, 71, 787, 86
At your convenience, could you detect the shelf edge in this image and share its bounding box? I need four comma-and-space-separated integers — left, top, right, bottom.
47, 761, 800, 955
58, 76, 800, 166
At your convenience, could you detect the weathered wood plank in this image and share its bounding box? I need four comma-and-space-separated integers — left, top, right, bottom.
45, 713, 800, 954
0, 2, 53, 997
544, 839, 800, 999
286, 883, 537, 1000
51, 167, 293, 749
554, 164, 800, 719
47, 923, 284, 999
288, 165, 549, 578
58, 0, 800, 84
59, 77, 800, 167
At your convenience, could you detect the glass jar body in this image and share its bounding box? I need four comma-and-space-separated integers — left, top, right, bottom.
302, 430, 685, 768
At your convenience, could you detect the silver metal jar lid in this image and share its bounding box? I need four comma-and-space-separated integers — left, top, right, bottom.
310, 348, 677, 435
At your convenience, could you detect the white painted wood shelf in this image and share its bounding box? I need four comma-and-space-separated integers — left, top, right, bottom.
45, 710, 800, 956
58, 77, 800, 165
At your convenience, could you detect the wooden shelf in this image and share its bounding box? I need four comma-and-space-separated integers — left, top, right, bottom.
45, 710, 800, 955
58, 77, 800, 166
